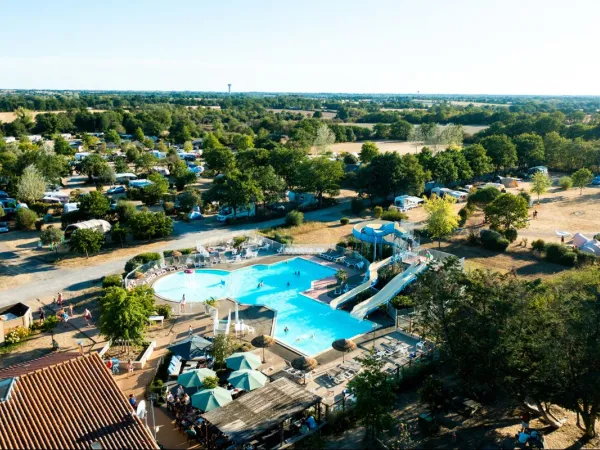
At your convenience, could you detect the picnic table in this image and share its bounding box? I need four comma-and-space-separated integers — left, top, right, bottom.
148, 315, 164, 327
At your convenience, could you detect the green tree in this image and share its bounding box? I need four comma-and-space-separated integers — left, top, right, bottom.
98, 286, 154, 343
203, 147, 236, 175
203, 132, 222, 149
183, 141, 193, 152
463, 144, 493, 178
114, 158, 129, 174
140, 173, 169, 205
40, 226, 64, 253
110, 222, 128, 247
203, 170, 262, 220
133, 127, 145, 142
559, 176, 573, 190
17, 165, 46, 203
431, 151, 458, 185
313, 124, 335, 154
530, 172, 552, 203
389, 120, 413, 140
211, 334, 232, 370
68, 228, 105, 257
467, 186, 501, 213
82, 133, 99, 150
424, 194, 459, 248
270, 147, 308, 191
232, 134, 254, 150
572, 168, 593, 195
177, 189, 202, 213
514, 133, 545, 169
360, 141, 379, 164
134, 152, 159, 173
484, 193, 529, 231
105, 129, 121, 145
127, 211, 173, 241
79, 191, 110, 219
252, 165, 286, 210
79, 154, 110, 182
53, 135, 74, 156
480, 134, 517, 173
15, 208, 38, 230
299, 157, 344, 207
348, 351, 396, 442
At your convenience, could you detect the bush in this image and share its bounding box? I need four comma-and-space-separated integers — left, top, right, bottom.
124, 252, 162, 273
156, 304, 171, 319
340, 217, 350, 225
545, 243, 577, 266
458, 207, 470, 227
531, 239, 546, 252
503, 228, 518, 243
35, 219, 44, 231
16, 208, 38, 230
466, 230, 479, 246
391, 295, 414, 309
373, 206, 383, 219
381, 209, 408, 222
285, 210, 304, 227
559, 176, 573, 190
41, 315, 59, 332
163, 201, 175, 215
102, 274, 123, 289
480, 229, 510, 252
273, 232, 293, 244
351, 198, 364, 215
29, 202, 52, 216
574, 248, 598, 267
518, 191, 531, 205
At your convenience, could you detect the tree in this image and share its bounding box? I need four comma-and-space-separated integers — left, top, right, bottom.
15, 208, 38, 230
467, 186, 501, 211
134, 152, 158, 173
313, 124, 335, 154
572, 168, 593, 195
252, 166, 286, 209
299, 157, 344, 207
559, 176, 573, 190
430, 151, 458, 185
114, 158, 129, 174
480, 134, 517, 173
40, 226, 64, 253
133, 127, 145, 142
82, 133, 99, 150
105, 129, 121, 145
203, 147, 236, 175
203, 170, 262, 220
530, 172, 552, 203
139, 173, 169, 205
79, 191, 110, 219
68, 228, 105, 258
17, 165, 46, 203
360, 141, 379, 163
211, 334, 232, 370
389, 120, 413, 140
270, 147, 308, 191
463, 144, 493, 178
232, 134, 254, 150
396, 154, 426, 196
110, 222, 128, 247
177, 189, 202, 213
127, 211, 173, 241
514, 133, 544, 169
98, 286, 154, 343
79, 154, 110, 181
348, 351, 396, 442
484, 193, 529, 231
53, 135, 74, 156
183, 141, 193, 152
424, 195, 459, 248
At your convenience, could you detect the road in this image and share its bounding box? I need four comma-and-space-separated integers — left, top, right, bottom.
0, 202, 349, 306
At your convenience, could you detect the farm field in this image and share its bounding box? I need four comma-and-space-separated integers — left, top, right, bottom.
336, 123, 488, 135
0, 109, 106, 123
268, 108, 337, 119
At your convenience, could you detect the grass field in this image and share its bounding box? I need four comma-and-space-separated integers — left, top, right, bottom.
267, 108, 337, 119
0, 109, 106, 123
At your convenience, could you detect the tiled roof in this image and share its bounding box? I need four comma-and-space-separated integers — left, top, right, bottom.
0, 352, 157, 449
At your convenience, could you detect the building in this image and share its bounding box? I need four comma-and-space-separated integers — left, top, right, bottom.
0, 303, 32, 345
0, 352, 158, 449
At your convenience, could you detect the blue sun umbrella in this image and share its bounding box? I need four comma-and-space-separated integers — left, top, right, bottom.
227, 369, 268, 391
168, 336, 212, 360
177, 368, 216, 390
191, 387, 232, 412
225, 352, 262, 371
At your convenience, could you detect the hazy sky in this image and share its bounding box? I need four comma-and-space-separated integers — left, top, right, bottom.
1, 0, 598, 95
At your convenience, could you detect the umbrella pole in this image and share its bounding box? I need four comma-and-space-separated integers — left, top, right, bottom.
262, 347, 266, 363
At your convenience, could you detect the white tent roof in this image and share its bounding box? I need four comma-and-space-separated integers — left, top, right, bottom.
65, 219, 111, 234
573, 232, 590, 248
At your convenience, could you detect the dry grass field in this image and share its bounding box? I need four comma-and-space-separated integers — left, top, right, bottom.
313, 140, 424, 155
267, 108, 337, 119
0, 109, 106, 123
336, 123, 488, 135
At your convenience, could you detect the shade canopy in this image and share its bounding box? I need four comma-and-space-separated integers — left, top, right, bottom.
227, 369, 268, 391
291, 356, 318, 372
191, 387, 232, 412
226, 352, 262, 371
331, 339, 357, 353
251, 335, 275, 349
168, 336, 212, 360
177, 368, 216, 389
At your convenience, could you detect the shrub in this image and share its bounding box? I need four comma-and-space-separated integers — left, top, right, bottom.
545, 243, 577, 266
458, 207, 470, 227
503, 228, 518, 243
480, 229, 509, 252
156, 304, 171, 319
163, 201, 175, 215
29, 202, 52, 216
381, 209, 408, 222
391, 295, 414, 309
373, 206, 383, 219
16, 208, 38, 230
574, 249, 598, 267
273, 232, 293, 244
531, 239, 546, 252
351, 198, 364, 215
124, 252, 162, 273
559, 176, 573, 190
285, 210, 304, 227
466, 230, 479, 246
102, 274, 123, 289
4, 329, 21, 345
41, 315, 59, 332
340, 217, 350, 225
518, 191, 531, 205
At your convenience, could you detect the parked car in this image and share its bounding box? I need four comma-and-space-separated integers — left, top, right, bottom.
0, 191, 9, 199
0, 222, 9, 233
107, 185, 126, 194
592, 175, 600, 185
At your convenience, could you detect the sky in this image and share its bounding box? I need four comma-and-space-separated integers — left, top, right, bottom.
1, 0, 598, 95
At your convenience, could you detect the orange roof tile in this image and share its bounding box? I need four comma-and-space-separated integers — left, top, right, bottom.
0, 352, 157, 449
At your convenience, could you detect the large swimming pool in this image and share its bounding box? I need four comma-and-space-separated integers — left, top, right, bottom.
153, 257, 376, 356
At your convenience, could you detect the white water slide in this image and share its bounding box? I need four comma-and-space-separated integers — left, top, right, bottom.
350, 262, 427, 320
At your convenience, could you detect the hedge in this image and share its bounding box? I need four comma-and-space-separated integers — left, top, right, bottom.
124, 252, 162, 273
381, 209, 407, 222
480, 229, 510, 252
545, 243, 577, 267
285, 210, 304, 227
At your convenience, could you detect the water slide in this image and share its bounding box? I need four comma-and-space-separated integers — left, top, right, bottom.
329, 257, 391, 309
350, 262, 428, 320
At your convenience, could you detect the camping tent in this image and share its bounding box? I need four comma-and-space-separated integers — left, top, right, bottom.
581, 240, 600, 257
573, 232, 590, 248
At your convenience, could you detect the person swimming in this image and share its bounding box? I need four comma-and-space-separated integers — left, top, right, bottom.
284, 327, 289, 333
287, 281, 290, 287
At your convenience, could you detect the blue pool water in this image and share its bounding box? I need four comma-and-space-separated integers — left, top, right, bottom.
153, 257, 376, 355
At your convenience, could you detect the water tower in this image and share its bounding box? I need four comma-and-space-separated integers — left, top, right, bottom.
228, 84, 232, 95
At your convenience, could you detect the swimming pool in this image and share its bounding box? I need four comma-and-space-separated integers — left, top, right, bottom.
153, 257, 376, 356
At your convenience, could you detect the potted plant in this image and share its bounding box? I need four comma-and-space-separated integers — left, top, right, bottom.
335, 269, 348, 285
